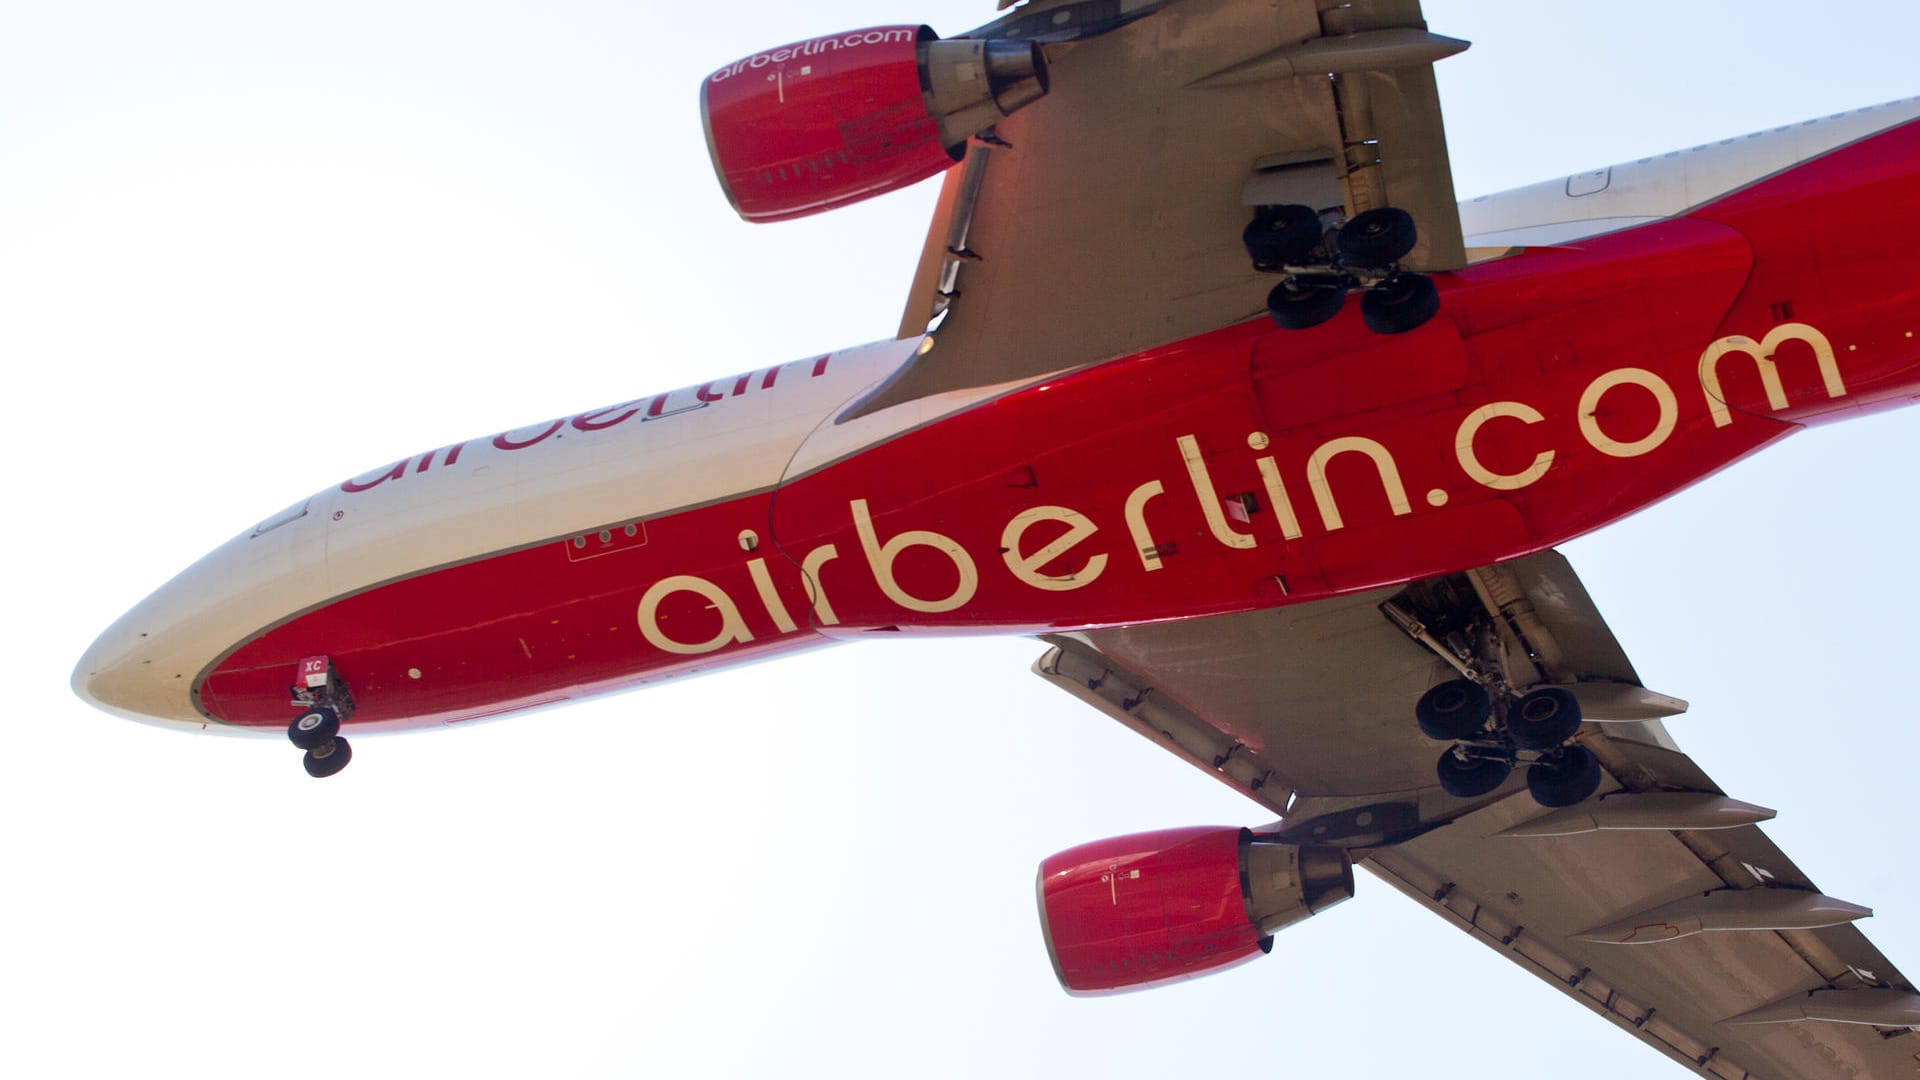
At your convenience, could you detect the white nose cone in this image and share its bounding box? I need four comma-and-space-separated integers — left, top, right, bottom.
73, 489, 332, 737
71, 516, 319, 736
72, 583, 217, 733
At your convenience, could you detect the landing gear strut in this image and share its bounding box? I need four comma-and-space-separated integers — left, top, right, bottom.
287, 655, 355, 779
1244, 204, 1439, 335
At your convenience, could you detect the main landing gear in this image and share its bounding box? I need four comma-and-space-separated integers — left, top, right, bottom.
287, 655, 355, 779
1243, 205, 1439, 335
1417, 678, 1602, 808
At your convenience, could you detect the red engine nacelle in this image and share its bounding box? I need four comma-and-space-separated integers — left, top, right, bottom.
1036, 827, 1354, 995
701, 25, 1048, 223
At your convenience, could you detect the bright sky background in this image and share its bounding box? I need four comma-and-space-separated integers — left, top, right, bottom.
7, 1, 1920, 1077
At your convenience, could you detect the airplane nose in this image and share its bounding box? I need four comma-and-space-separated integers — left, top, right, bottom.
72, 609, 210, 733
71, 495, 331, 737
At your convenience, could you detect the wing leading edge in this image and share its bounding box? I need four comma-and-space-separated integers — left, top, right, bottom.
1033, 551, 1920, 1079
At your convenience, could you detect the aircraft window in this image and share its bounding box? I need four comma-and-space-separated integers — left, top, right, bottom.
252, 498, 310, 538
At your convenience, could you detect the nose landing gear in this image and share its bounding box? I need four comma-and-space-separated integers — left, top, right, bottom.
287, 655, 355, 779
1244, 204, 1440, 334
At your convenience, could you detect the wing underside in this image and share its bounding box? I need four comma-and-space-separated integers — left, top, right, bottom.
1033, 551, 1920, 1079
862, 0, 1468, 417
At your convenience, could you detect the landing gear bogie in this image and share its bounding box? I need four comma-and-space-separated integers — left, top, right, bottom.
1246, 204, 1438, 335
1418, 676, 1599, 807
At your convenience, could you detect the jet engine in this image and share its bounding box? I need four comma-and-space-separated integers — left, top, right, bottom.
701, 25, 1048, 222
1036, 827, 1354, 995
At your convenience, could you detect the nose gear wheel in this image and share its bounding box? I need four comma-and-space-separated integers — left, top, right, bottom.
286, 656, 357, 778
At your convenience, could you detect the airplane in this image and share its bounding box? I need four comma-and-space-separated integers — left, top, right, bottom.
69, 0, 1920, 1074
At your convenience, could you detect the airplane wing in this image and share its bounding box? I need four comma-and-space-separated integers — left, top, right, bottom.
860, 0, 1468, 416
1034, 551, 1920, 1079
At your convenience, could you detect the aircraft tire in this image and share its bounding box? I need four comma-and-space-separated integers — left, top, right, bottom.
1507, 687, 1583, 750
1359, 272, 1439, 335
1337, 207, 1418, 268
1436, 750, 1511, 799
1267, 279, 1346, 330
1415, 679, 1492, 741
303, 736, 353, 779
1243, 204, 1321, 271
287, 706, 340, 750
1527, 745, 1602, 808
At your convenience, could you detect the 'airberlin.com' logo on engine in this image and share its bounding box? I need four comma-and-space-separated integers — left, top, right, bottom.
709, 27, 919, 83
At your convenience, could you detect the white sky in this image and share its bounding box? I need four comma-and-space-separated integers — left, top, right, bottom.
6, 1, 1920, 1077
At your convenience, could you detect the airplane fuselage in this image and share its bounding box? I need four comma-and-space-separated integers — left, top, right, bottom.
75, 113, 1920, 741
